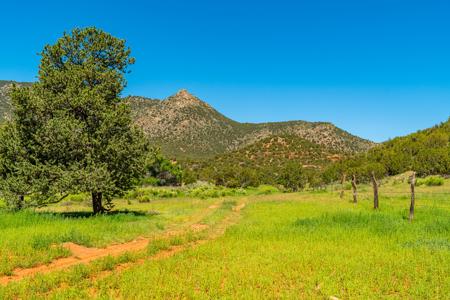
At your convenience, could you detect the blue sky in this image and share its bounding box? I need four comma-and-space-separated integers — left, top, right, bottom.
1, 0, 449, 142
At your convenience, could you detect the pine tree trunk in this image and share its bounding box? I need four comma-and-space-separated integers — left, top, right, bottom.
409, 172, 416, 221
339, 173, 346, 199
17, 194, 24, 210
92, 192, 104, 214
371, 172, 379, 209
351, 174, 358, 203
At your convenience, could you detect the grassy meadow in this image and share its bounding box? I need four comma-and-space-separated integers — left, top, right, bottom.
0, 179, 448, 299
0, 196, 221, 276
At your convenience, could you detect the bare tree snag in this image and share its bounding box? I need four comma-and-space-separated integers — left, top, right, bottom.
351, 174, 357, 203
371, 171, 379, 209
409, 172, 416, 221
340, 173, 346, 199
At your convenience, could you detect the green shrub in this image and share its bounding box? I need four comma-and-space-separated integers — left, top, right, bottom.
140, 177, 160, 186
124, 190, 139, 199
416, 176, 445, 186
343, 182, 353, 190
137, 195, 152, 203
125, 185, 251, 201
255, 185, 280, 195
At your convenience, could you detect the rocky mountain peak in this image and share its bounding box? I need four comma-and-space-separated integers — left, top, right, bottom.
166, 89, 207, 108
175, 89, 192, 98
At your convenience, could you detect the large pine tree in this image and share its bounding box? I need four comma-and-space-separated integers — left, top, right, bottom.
0, 28, 148, 213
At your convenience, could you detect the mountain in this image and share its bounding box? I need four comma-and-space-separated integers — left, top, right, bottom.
126, 90, 242, 159
0, 81, 16, 122
126, 90, 374, 159
0, 80, 32, 122
0, 81, 374, 160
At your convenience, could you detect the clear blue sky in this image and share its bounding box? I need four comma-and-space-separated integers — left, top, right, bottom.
1, 0, 449, 142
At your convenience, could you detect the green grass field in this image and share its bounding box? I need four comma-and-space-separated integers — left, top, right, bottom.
0, 197, 220, 276
0, 180, 449, 299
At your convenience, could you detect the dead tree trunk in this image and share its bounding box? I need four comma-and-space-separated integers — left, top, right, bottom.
351, 174, 358, 203
409, 172, 416, 221
92, 192, 104, 214
371, 171, 379, 209
339, 173, 346, 199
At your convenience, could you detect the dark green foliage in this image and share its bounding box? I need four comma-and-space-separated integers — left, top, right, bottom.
211, 135, 341, 170
0, 123, 38, 209
0, 28, 148, 213
181, 168, 198, 185
277, 162, 307, 191
181, 134, 347, 189
144, 148, 182, 186
211, 165, 260, 188
369, 119, 450, 176
0, 81, 32, 123
185, 159, 310, 191
324, 118, 450, 183
416, 176, 445, 187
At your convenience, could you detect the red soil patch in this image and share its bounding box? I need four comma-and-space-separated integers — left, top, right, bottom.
0, 238, 150, 285
190, 223, 209, 231
232, 203, 246, 212
0, 200, 245, 286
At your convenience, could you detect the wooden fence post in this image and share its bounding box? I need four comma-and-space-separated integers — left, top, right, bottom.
351, 174, 357, 203
371, 171, 379, 209
340, 173, 346, 199
409, 172, 416, 221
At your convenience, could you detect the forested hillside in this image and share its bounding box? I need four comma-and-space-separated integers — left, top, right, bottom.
368, 118, 450, 176
205, 134, 341, 170
323, 118, 450, 183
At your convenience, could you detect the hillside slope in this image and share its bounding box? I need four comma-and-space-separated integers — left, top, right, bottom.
126, 90, 374, 159
210, 134, 343, 170
126, 90, 241, 159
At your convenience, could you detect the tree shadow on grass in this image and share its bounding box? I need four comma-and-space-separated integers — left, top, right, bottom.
36, 209, 159, 219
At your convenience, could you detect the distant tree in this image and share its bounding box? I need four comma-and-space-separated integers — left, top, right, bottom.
212, 165, 240, 188
182, 168, 198, 185
2, 28, 148, 213
277, 162, 307, 192
211, 165, 259, 188
321, 163, 341, 185
145, 148, 182, 186
305, 169, 326, 190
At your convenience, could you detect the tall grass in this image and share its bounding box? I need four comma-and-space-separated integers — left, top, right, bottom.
0, 197, 217, 276
93, 196, 447, 299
